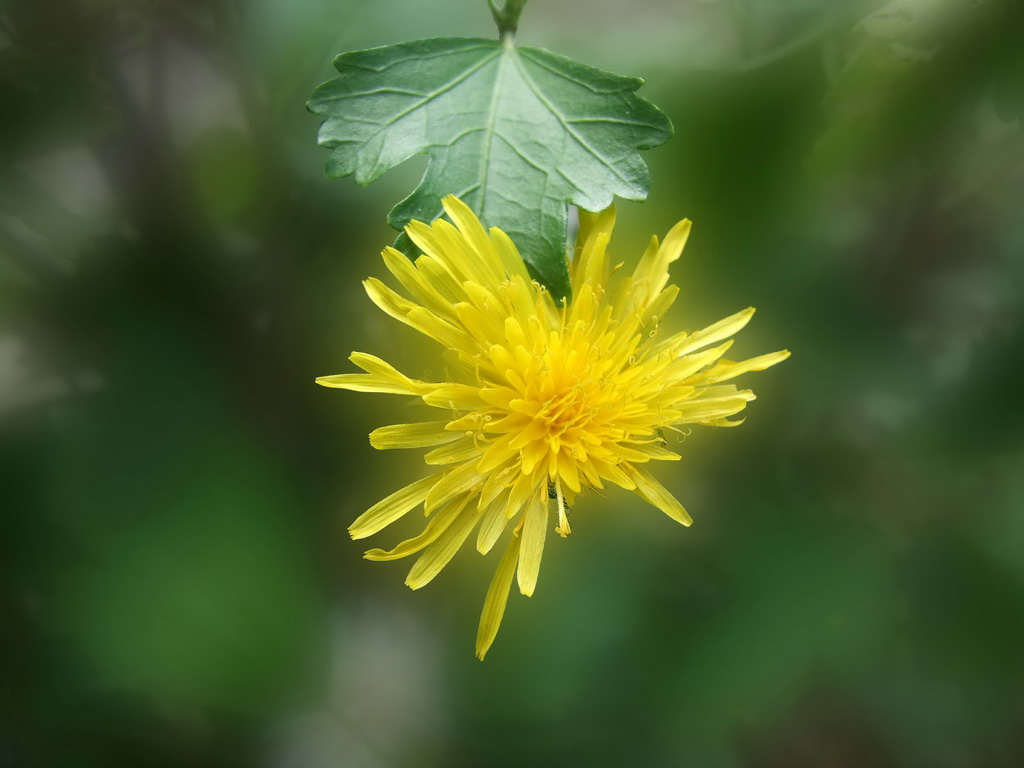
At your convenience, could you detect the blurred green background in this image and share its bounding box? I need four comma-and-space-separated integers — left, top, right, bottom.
2, 0, 1023, 766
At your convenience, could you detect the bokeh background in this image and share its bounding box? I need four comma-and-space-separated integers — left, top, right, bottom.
2, 0, 1023, 766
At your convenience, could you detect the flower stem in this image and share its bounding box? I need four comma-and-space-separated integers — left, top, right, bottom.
488, 0, 527, 42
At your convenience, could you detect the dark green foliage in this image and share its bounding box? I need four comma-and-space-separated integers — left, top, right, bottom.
2, 1, 1024, 766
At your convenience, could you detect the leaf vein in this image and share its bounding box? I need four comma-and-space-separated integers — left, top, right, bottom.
509, 51, 631, 188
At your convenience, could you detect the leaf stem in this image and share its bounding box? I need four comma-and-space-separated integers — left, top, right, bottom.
488, 0, 527, 42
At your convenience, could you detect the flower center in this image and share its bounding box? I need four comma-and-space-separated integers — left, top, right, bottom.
535, 386, 592, 437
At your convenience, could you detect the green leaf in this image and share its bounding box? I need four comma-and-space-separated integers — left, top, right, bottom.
308, 37, 672, 299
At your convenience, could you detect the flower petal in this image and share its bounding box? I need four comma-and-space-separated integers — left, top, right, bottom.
489, 226, 532, 281
369, 422, 460, 450
476, 496, 509, 554
363, 494, 469, 561
425, 461, 483, 512
406, 502, 483, 589
317, 351, 431, 396
674, 392, 755, 423
424, 435, 481, 465
475, 534, 521, 660
632, 219, 691, 303
674, 307, 756, 356
380, 246, 456, 319
422, 384, 489, 411
441, 195, 505, 285
349, 473, 440, 540
315, 373, 411, 394
701, 349, 792, 384
516, 486, 548, 597
623, 464, 692, 526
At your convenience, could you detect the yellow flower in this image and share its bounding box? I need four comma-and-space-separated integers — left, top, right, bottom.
318, 196, 789, 659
